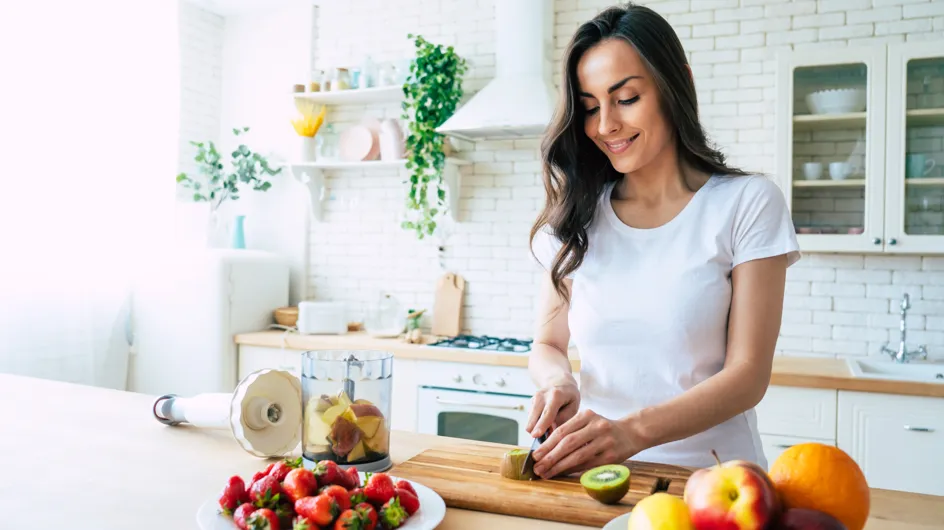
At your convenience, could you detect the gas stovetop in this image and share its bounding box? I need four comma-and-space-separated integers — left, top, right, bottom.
427, 334, 533, 353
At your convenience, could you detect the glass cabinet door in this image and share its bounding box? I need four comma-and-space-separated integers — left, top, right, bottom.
777, 46, 887, 252
885, 42, 944, 253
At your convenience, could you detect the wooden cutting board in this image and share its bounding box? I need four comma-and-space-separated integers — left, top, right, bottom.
431, 272, 464, 337
389, 441, 693, 528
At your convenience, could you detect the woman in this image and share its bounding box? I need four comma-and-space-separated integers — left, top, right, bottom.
526, 3, 800, 479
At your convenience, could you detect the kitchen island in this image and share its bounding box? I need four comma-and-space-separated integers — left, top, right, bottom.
1, 372, 942, 529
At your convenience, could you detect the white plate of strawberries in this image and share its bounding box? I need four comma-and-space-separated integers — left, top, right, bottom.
197, 458, 446, 530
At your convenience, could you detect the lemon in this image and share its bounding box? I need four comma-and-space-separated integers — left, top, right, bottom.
628, 493, 693, 530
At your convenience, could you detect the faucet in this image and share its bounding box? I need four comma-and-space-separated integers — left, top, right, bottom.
880, 293, 928, 363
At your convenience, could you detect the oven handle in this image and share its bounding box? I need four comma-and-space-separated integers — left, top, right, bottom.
434, 397, 526, 411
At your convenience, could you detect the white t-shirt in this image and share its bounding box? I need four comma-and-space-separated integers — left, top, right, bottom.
531, 174, 801, 469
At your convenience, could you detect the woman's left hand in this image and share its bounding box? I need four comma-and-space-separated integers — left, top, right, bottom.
531, 409, 642, 479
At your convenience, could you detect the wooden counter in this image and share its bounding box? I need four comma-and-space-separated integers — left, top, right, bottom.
235, 331, 944, 398
0, 373, 941, 529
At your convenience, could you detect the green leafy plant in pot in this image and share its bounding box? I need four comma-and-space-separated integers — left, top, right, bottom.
176, 127, 282, 212
175, 127, 282, 246
400, 34, 468, 240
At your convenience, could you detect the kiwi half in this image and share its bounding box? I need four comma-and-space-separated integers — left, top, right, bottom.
579, 464, 631, 504
499, 448, 537, 481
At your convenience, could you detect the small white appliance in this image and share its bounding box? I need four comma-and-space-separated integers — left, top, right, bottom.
130, 249, 290, 396
296, 301, 348, 335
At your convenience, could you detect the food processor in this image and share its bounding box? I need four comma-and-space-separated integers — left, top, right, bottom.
301, 350, 394, 473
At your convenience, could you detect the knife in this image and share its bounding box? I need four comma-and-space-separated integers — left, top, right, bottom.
522, 429, 549, 477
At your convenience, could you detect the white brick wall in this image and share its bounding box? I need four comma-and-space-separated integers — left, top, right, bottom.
307, 0, 944, 360
177, 0, 224, 195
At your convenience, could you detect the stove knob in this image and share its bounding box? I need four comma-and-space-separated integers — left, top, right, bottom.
472, 374, 483, 385
453, 374, 462, 383
495, 378, 506, 387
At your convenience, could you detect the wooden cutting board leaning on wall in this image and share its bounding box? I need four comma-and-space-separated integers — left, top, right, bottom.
390, 441, 692, 527
432, 272, 464, 337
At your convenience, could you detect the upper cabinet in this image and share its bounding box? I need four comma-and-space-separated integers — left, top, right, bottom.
777, 41, 944, 254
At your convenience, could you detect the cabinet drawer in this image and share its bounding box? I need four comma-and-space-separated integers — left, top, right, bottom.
760, 434, 835, 470
838, 391, 944, 496
237, 345, 302, 381
756, 386, 837, 439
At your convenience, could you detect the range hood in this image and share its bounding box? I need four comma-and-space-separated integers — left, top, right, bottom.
436, 0, 557, 141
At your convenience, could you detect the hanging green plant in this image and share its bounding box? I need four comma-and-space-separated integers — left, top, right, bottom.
400, 34, 468, 239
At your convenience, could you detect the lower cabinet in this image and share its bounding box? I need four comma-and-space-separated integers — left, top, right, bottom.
837, 390, 944, 496
237, 345, 302, 381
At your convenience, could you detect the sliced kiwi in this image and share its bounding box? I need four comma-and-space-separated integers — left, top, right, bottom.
499, 449, 537, 481
580, 464, 631, 504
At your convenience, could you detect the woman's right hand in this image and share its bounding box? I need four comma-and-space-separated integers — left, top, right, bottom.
526, 377, 581, 438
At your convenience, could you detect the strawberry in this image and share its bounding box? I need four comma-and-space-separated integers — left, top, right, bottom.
321, 484, 352, 512
379, 497, 409, 529
295, 494, 339, 527
394, 480, 416, 498
355, 502, 378, 530
343, 466, 361, 489
250, 475, 284, 509
233, 502, 255, 530
348, 488, 367, 505
333, 509, 365, 530
219, 475, 249, 515
268, 457, 302, 482
313, 460, 344, 488
363, 473, 396, 507
251, 462, 277, 486
292, 517, 317, 530
394, 488, 419, 516
282, 468, 318, 503
247, 508, 280, 530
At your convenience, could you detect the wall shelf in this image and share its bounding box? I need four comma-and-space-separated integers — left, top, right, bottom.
285, 157, 470, 222
905, 107, 944, 126
905, 177, 944, 187
292, 86, 402, 106
792, 112, 866, 131
793, 179, 866, 187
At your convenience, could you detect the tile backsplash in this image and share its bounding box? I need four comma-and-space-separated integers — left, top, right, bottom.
180, 0, 944, 359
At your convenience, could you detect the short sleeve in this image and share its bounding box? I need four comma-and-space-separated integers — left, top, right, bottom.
529, 225, 574, 278
732, 176, 802, 268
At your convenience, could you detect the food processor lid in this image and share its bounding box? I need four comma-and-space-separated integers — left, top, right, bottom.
229, 369, 303, 457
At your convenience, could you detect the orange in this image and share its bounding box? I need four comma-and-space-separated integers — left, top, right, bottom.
768, 442, 870, 530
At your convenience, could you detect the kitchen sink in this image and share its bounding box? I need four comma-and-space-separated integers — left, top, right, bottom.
847, 358, 944, 384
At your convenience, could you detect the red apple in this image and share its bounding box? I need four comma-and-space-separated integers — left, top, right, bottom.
683, 450, 780, 530
776, 508, 848, 530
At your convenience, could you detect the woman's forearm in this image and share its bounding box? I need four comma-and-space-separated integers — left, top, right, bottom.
623, 361, 769, 451
528, 343, 577, 389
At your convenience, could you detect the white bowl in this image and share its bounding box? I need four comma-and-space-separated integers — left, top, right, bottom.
805, 88, 866, 115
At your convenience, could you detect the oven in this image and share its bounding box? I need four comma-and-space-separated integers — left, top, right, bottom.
414, 335, 536, 447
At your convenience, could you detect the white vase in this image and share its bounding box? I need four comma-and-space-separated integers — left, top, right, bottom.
298, 136, 318, 162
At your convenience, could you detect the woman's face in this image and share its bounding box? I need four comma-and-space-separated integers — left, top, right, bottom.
576, 38, 672, 175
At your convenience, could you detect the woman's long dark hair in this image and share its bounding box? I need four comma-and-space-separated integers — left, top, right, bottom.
530, 2, 750, 303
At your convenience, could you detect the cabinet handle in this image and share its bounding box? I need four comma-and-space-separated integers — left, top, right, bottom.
889, 238, 898, 246
434, 398, 525, 411
773, 443, 795, 448
872, 237, 882, 245
904, 425, 934, 432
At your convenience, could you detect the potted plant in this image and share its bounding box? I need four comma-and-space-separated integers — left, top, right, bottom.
176, 127, 282, 247
400, 34, 468, 240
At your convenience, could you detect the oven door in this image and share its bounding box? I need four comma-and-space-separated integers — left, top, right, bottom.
416, 386, 532, 447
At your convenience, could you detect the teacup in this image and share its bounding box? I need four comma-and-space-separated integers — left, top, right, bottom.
829, 161, 853, 180
802, 162, 823, 180
906, 154, 936, 179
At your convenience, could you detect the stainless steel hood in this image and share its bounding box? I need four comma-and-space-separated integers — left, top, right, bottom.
436, 0, 557, 142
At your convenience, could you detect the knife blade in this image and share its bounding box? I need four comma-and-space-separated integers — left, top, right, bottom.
522, 429, 549, 477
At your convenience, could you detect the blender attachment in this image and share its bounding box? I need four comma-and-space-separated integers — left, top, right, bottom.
301, 350, 393, 473
152, 369, 302, 458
